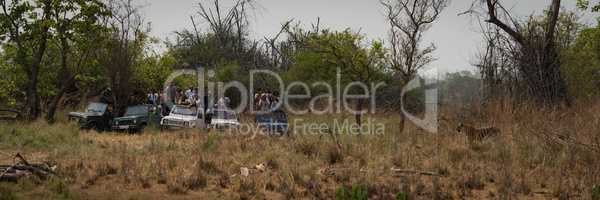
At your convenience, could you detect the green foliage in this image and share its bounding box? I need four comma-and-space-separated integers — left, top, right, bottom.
562, 23, 600, 97
335, 184, 368, 200
173, 75, 197, 91
284, 29, 388, 91
593, 184, 600, 200
215, 62, 243, 82
577, 0, 600, 12
0, 0, 110, 112
134, 53, 176, 92
0, 52, 23, 107
395, 192, 409, 200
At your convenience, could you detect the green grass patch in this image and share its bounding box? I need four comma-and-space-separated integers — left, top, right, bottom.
336, 184, 369, 200
0, 121, 82, 150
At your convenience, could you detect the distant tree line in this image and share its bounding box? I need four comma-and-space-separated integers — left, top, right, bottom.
1, 0, 599, 126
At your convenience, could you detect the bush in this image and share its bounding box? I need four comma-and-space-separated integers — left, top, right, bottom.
336, 184, 368, 200
396, 192, 409, 200
593, 185, 600, 200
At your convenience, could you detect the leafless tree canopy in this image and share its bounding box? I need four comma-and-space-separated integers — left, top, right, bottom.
102, 0, 149, 115
468, 0, 571, 105
381, 0, 448, 83
381, 0, 448, 133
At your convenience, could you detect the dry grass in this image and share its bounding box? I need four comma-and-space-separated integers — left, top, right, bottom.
0, 101, 599, 199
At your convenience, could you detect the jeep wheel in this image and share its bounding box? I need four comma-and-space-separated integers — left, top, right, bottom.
87, 122, 98, 132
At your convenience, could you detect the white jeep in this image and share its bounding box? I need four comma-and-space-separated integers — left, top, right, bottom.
160, 105, 201, 129
207, 109, 240, 130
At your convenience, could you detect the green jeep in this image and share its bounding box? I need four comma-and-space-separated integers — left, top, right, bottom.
112, 105, 159, 133
68, 102, 112, 131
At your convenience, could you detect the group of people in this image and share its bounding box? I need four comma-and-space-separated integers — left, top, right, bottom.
147, 86, 281, 114
159, 85, 200, 106
254, 89, 280, 111
151, 84, 237, 116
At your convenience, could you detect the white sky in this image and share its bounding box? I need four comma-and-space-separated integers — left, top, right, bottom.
141, 0, 598, 74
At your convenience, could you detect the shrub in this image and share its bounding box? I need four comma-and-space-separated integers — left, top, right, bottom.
396, 192, 409, 200
336, 184, 368, 200
593, 185, 600, 200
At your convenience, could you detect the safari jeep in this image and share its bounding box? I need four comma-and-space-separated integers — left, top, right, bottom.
256, 109, 289, 136
160, 105, 200, 130
207, 109, 241, 130
112, 105, 154, 133
68, 102, 112, 131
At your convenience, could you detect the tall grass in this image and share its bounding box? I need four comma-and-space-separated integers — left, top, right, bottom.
0, 101, 598, 199
0, 121, 82, 151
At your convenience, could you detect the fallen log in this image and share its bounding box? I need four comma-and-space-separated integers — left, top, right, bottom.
0, 169, 31, 182
0, 109, 22, 121
0, 153, 56, 182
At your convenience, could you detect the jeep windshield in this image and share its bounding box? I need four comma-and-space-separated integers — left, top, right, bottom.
85, 103, 107, 113
171, 106, 197, 116
124, 105, 148, 116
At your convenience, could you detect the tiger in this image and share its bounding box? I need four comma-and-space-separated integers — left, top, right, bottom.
456, 123, 501, 144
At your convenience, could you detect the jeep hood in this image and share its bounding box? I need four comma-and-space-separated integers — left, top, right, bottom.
163, 114, 197, 121
211, 119, 240, 125
68, 112, 102, 118
114, 115, 142, 121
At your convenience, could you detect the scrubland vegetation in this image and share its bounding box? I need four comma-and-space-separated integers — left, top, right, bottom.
2, 0, 600, 199
1, 101, 599, 199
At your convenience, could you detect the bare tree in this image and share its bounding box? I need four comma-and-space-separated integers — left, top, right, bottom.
102, 0, 149, 115
474, 21, 519, 102
191, 0, 257, 68
382, 0, 447, 83
469, 3, 582, 106
381, 0, 448, 132
262, 20, 293, 70
470, 0, 570, 106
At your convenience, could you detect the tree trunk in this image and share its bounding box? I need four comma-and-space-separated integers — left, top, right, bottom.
355, 99, 364, 131
399, 113, 406, 134
26, 0, 52, 120
46, 86, 68, 123
47, 17, 77, 123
